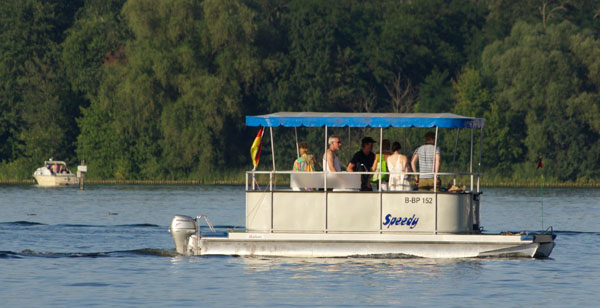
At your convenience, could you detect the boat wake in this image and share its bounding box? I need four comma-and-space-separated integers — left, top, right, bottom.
2, 221, 47, 226
0, 221, 242, 230
551, 230, 600, 235
0, 248, 179, 259
495, 230, 599, 236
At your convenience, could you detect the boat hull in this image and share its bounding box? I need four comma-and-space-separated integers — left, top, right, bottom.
182, 232, 555, 259
34, 174, 79, 187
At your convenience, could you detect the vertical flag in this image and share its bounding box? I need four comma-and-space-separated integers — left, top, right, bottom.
250, 127, 264, 169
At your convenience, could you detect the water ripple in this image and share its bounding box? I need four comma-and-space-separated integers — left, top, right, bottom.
0, 221, 47, 226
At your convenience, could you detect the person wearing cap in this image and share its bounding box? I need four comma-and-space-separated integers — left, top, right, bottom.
347, 137, 376, 191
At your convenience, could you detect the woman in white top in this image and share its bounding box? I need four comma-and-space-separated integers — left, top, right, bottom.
323, 135, 341, 172
387, 141, 411, 191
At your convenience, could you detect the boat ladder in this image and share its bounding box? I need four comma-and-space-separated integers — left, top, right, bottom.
193, 216, 216, 254
195, 215, 215, 233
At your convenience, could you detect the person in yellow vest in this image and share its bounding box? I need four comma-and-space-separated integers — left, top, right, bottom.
371, 139, 391, 190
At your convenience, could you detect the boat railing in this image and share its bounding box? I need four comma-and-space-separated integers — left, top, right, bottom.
245, 170, 479, 192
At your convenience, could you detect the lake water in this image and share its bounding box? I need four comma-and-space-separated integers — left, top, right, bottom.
1, 185, 598, 307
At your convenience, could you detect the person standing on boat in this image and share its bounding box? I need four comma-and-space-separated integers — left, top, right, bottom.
347, 137, 376, 191
371, 139, 392, 190
323, 135, 342, 172
387, 142, 411, 191
51, 163, 59, 174
411, 131, 441, 191
293, 142, 316, 172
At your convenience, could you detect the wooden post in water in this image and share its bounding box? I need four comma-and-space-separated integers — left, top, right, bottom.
77, 160, 87, 190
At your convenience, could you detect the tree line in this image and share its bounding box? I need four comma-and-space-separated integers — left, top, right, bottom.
0, 0, 599, 182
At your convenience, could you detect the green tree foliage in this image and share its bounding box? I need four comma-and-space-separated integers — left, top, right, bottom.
0, 0, 83, 177
482, 21, 600, 180
62, 0, 129, 97
76, 0, 266, 179
415, 69, 454, 113
1, 0, 599, 182
450, 67, 519, 176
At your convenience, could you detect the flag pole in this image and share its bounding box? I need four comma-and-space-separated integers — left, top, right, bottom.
252, 153, 257, 191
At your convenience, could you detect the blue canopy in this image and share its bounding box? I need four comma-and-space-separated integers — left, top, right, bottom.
246, 112, 484, 129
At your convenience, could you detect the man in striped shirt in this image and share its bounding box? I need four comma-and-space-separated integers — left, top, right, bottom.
411, 131, 441, 191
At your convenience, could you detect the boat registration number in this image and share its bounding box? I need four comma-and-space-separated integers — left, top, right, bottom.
404, 197, 433, 204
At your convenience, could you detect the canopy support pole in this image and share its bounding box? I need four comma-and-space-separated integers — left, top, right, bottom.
433, 126, 439, 234
348, 127, 350, 151
404, 128, 408, 154
470, 127, 474, 191
451, 129, 460, 186
477, 127, 483, 193
324, 126, 328, 233
295, 127, 299, 158
379, 127, 383, 233
269, 127, 275, 232
270, 127, 276, 171
378, 128, 383, 192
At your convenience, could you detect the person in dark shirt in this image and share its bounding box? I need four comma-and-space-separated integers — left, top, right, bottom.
347, 137, 376, 191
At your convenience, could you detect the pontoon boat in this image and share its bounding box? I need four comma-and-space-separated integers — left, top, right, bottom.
170, 113, 555, 258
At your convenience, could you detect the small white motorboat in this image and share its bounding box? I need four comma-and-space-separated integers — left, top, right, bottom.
170, 112, 555, 258
33, 160, 79, 187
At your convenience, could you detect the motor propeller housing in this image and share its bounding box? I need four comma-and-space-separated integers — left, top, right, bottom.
169, 215, 196, 255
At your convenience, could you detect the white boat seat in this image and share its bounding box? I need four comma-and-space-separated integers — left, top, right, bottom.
290, 173, 361, 190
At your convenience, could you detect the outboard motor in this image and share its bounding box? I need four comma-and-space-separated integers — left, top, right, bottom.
169, 215, 196, 255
